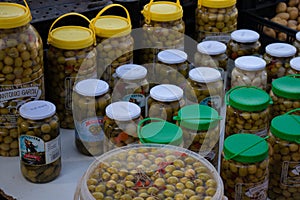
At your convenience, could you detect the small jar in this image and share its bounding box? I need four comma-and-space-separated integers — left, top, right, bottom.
18, 100, 61, 183
174, 104, 221, 169
104, 101, 142, 151
146, 84, 185, 123
195, 0, 238, 42
269, 75, 300, 119
225, 86, 271, 138
221, 134, 269, 200
231, 56, 267, 90
268, 110, 300, 200
287, 56, 300, 75
73, 79, 111, 156
293, 31, 300, 56
186, 67, 224, 113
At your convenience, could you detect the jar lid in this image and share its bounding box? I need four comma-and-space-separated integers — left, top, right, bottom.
189, 67, 222, 83
197, 41, 227, 55
116, 64, 147, 80
201, 0, 236, 9
296, 31, 300, 41
223, 134, 269, 163
175, 105, 220, 131
150, 84, 183, 102
74, 79, 109, 97
139, 121, 183, 146
48, 26, 94, 50
234, 56, 266, 71
94, 16, 131, 38
105, 101, 141, 121
290, 57, 300, 71
265, 43, 296, 57
231, 29, 260, 43
271, 76, 300, 99
157, 49, 187, 64
0, 2, 32, 29
270, 114, 300, 144
19, 100, 56, 120
228, 87, 271, 111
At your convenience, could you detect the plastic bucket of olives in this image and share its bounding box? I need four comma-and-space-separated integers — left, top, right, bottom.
74, 144, 225, 200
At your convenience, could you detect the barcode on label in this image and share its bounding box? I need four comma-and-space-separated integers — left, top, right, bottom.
51, 151, 60, 161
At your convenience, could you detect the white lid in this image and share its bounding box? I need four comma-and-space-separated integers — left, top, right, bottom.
290, 57, 300, 71
296, 32, 300, 41
150, 84, 183, 102
265, 43, 296, 57
234, 56, 266, 71
197, 41, 227, 55
157, 49, 188, 64
231, 29, 260, 43
105, 101, 141, 121
75, 79, 109, 97
116, 64, 147, 80
189, 67, 222, 83
19, 100, 56, 120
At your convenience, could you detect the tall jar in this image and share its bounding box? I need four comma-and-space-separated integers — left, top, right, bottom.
225, 86, 272, 139
287, 56, 300, 75
73, 79, 111, 156
18, 100, 61, 183
0, 1, 44, 157
195, 0, 238, 42
231, 56, 267, 90
92, 4, 134, 89
104, 101, 142, 151
221, 133, 269, 200
269, 75, 300, 119
268, 109, 300, 200
293, 31, 300, 56
47, 13, 97, 129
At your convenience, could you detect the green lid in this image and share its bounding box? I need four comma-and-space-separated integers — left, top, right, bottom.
271, 76, 300, 100
175, 105, 220, 131
228, 87, 271, 111
139, 121, 183, 146
223, 134, 269, 163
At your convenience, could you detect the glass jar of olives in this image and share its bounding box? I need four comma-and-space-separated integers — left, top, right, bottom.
104, 101, 142, 151
269, 75, 300, 119
287, 56, 300, 75
91, 4, 134, 89
195, 0, 238, 42
221, 133, 269, 200
225, 86, 272, 139
231, 56, 267, 90
293, 31, 300, 56
146, 84, 185, 123
73, 79, 111, 156
0, 1, 45, 156
18, 100, 61, 183
268, 109, 300, 200
47, 13, 97, 129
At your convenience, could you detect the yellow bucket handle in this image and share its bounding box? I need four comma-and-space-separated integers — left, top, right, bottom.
198, 0, 202, 8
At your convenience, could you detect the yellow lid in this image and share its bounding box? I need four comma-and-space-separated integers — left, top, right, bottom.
0, 2, 32, 29
199, 0, 236, 8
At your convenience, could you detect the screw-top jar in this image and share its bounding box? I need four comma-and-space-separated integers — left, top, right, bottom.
225, 86, 272, 138
287, 56, 300, 75
47, 13, 96, 129
269, 75, 300, 119
221, 134, 269, 200
293, 31, 300, 56
146, 84, 185, 123
231, 56, 267, 90
0, 1, 44, 157
73, 79, 111, 156
104, 101, 142, 151
18, 100, 61, 183
268, 109, 300, 200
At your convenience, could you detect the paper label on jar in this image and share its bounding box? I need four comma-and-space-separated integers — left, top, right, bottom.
238, 128, 268, 137
122, 94, 146, 108
235, 179, 268, 200
75, 117, 104, 142
45, 135, 61, 164
281, 161, 300, 187
200, 95, 221, 110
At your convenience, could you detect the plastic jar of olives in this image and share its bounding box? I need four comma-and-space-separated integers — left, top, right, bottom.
221, 133, 269, 200
47, 13, 97, 129
195, 0, 238, 42
231, 56, 267, 90
293, 31, 300, 56
18, 100, 61, 183
0, 1, 45, 157
92, 4, 134, 89
225, 86, 272, 138
146, 84, 185, 123
269, 75, 300, 119
268, 109, 300, 200
287, 56, 300, 75
104, 101, 142, 151
73, 79, 111, 156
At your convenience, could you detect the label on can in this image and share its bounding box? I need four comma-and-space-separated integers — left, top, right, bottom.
235, 179, 268, 200
75, 117, 104, 142
281, 161, 300, 187
200, 95, 221, 110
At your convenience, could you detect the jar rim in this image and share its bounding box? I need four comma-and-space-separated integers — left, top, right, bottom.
150, 84, 183, 102
234, 56, 266, 71
265, 43, 296, 57
19, 100, 56, 120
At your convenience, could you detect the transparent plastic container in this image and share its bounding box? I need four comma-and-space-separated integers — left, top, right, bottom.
18, 100, 61, 183
287, 56, 300, 75
293, 31, 300, 56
